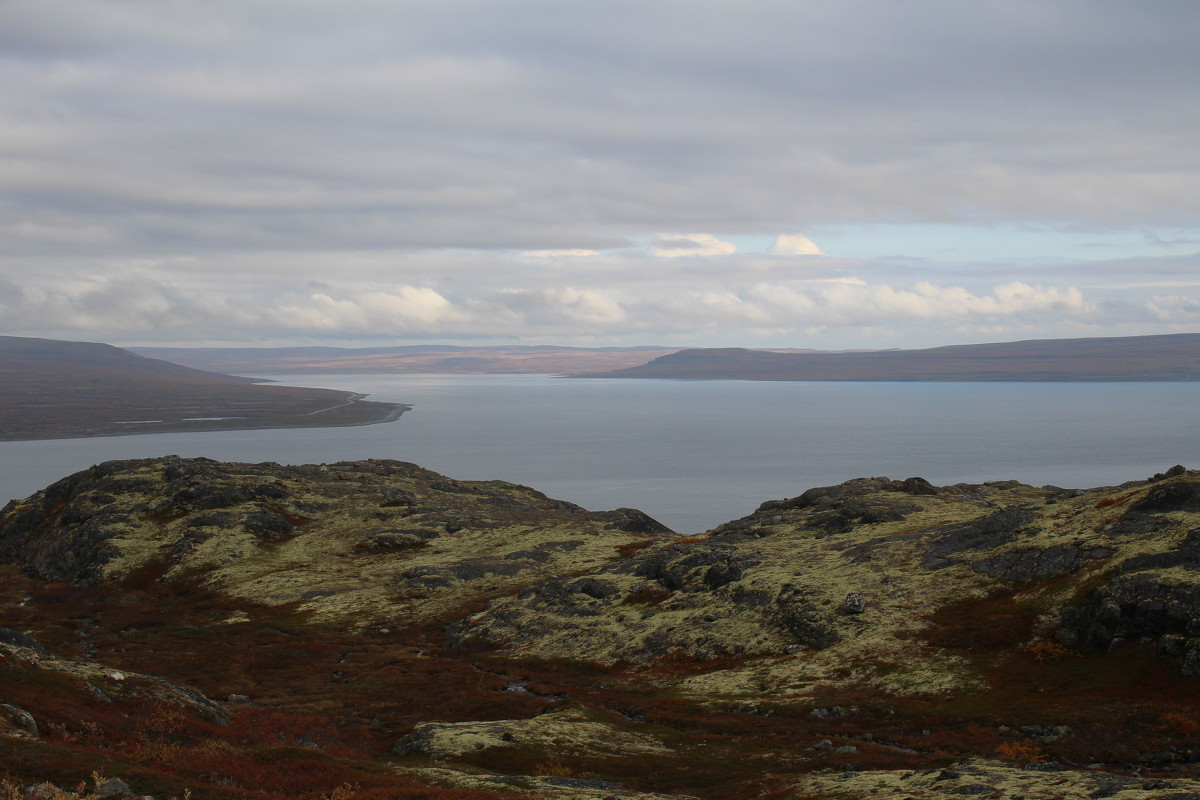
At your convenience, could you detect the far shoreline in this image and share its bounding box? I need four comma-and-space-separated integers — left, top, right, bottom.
0, 396, 411, 443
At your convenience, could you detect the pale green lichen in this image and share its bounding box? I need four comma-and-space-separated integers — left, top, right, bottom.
453, 474, 1200, 702
399, 708, 671, 759
784, 758, 1200, 799
38, 458, 661, 626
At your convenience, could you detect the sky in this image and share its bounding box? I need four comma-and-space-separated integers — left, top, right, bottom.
1, 0, 1199, 350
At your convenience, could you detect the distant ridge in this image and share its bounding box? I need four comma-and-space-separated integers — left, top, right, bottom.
132, 343, 683, 375
573, 333, 1200, 381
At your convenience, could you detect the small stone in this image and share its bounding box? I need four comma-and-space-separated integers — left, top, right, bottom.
0, 703, 38, 737
227, 693, 251, 704
95, 777, 134, 799
841, 593, 866, 614
22, 783, 61, 800
834, 745, 858, 754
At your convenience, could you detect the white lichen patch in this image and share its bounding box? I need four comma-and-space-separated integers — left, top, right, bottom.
398, 709, 671, 759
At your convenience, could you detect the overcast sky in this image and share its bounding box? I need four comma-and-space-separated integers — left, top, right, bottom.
2, 0, 1198, 349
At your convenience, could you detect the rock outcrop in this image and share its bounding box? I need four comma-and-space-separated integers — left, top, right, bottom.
0, 456, 672, 626
3, 458, 1200, 800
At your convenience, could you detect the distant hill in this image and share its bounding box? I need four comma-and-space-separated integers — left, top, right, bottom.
575, 333, 1200, 381
131, 343, 684, 375
0, 335, 406, 440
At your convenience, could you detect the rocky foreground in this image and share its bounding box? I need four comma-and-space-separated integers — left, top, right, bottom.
2, 457, 1200, 798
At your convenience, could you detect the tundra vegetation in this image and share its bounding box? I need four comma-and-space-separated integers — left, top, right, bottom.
2, 456, 1200, 799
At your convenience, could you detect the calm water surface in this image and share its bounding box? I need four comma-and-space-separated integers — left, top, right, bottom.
1, 375, 1197, 533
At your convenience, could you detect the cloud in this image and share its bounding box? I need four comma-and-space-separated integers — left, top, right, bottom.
1146, 295, 1200, 322
771, 234, 823, 256
499, 288, 627, 326
0, 254, 1130, 350
0, 2, 1198, 347
519, 249, 599, 258
651, 234, 737, 258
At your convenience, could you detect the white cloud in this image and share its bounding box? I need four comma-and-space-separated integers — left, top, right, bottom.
1146, 295, 1200, 322
771, 234, 823, 256
650, 234, 737, 258
519, 249, 600, 258
499, 288, 627, 326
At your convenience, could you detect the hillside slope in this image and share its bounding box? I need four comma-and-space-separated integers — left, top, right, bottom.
0, 336, 406, 440
2, 458, 1200, 798
576, 332, 1200, 381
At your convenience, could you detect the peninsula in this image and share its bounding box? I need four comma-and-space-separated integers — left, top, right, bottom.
0, 336, 406, 441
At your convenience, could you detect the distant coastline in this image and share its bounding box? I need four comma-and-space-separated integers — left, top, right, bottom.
0, 335, 410, 442
0, 393, 409, 442
570, 332, 1200, 382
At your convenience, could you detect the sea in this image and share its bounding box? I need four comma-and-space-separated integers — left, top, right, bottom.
1, 374, 1197, 534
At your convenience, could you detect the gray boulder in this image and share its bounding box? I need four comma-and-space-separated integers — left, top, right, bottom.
0, 703, 38, 737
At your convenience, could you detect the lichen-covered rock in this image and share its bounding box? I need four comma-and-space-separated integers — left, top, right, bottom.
241, 510, 295, 540
0, 457, 672, 626
4, 461, 1200, 799
922, 507, 1036, 570
0, 626, 47, 655
973, 543, 1115, 581
1061, 570, 1200, 669
392, 709, 670, 759
453, 471, 1200, 696
783, 758, 1200, 799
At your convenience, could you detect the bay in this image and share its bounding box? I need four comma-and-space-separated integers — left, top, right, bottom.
0, 374, 1197, 533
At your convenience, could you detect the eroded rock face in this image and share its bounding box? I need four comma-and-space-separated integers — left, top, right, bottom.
922, 507, 1036, 570
1061, 572, 1200, 668
972, 543, 1115, 581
